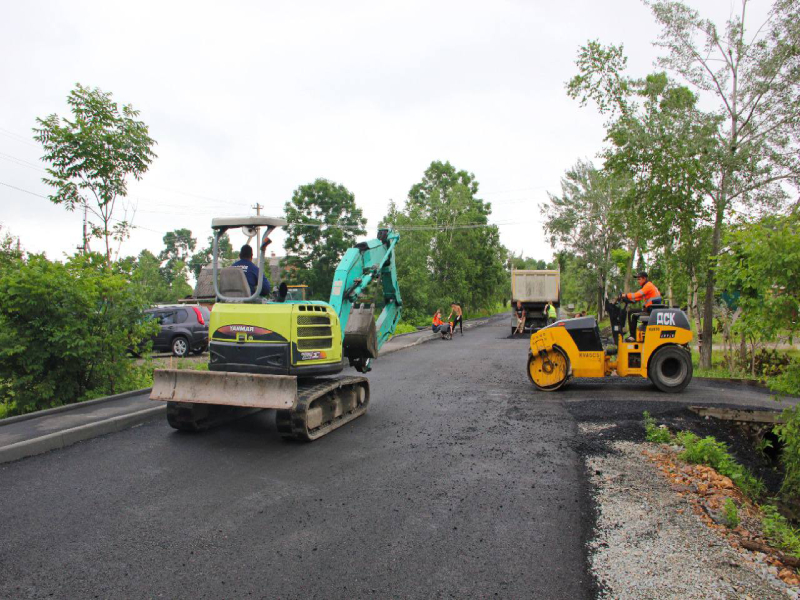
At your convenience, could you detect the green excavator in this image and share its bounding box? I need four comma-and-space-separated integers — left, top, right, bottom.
150, 216, 402, 441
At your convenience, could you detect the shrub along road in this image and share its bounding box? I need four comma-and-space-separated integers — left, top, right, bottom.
0, 315, 796, 598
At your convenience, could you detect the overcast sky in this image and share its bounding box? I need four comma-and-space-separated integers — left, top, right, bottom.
0, 1, 768, 264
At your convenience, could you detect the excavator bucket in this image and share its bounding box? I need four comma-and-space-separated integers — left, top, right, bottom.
343, 303, 378, 360
150, 369, 297, 409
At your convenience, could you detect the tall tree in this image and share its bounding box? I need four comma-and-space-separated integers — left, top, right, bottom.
34, 84, 157, 266
543, 160, 626, 319
282, 178, 367, 299
568, 42, 716, 298
717, 213, 800, 373
647, 0, 800, 367
159, 228, 196, 285
382, 161, 507, 321
188, 232, 237, 279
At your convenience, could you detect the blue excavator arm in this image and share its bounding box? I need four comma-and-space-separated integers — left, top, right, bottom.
328, 229, 402, 371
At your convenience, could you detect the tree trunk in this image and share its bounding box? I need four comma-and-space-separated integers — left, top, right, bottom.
740, 331, 747, 372
624, 239, 637, 293
692, 272, 702, 338
700, 202, 725, 369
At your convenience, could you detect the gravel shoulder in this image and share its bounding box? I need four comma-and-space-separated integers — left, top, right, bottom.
584, 431, 797, 599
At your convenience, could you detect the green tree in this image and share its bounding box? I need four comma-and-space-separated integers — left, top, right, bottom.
127, 250, 176, 304
381, 161, 507, 322
543, 160, 626, 319
188, 232, 237, 279
0, 253, 155, 413
568, 41, 717, 302
282, 178, 367, 299
159, 228, 195, 291
717, 213, 800, 373
647, 0, 800, 368
34, 84, 157, 266
0, 224, 22, 274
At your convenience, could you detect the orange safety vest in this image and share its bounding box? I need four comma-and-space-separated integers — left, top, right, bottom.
627, 281, 662, 307
433, 315, 443, 327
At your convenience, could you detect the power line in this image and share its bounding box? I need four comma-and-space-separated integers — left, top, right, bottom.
0, 180, 47, 198
0, 127, 38, 148
0, 151, 47, 172
142, 182, 251, 208
0, 179, 166, 234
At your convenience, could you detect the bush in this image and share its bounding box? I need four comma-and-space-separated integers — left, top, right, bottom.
676, 431, 765, 500
774, 404, 800, 503
0, 253, 156, 414
761, 504, 800, 559
643, 411, 673, 443
392, 321, 419, 336
722, 498, 740, 529
768, 358, 800, 397
753, 349, 792, 378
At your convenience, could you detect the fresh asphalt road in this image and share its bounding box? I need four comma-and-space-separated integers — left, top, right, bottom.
0, 315, 794, 599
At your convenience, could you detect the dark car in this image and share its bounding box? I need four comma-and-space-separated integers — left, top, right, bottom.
144, 304, 210, 357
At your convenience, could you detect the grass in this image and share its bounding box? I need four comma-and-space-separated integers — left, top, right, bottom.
642, 411, 800, 558
644, 411, 673, 443
691, 350, 760, 381
761, 504, 800, 559
392, 321, 419, 335
642, 412, 766, 501
676, 430, 766, 500
723, 498, 740, 529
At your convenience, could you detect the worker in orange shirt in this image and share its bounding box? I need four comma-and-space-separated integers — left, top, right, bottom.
432, 310, 453, 340
620, 271, 663, 341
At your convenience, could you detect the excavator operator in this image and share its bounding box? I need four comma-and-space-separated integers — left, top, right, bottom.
619, 271, 662, 342
233, 241, 272, 297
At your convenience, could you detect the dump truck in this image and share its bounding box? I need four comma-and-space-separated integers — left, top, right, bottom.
510, 269, 560, 335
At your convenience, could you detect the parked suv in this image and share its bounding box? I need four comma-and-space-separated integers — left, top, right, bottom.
144, 304, 210, 357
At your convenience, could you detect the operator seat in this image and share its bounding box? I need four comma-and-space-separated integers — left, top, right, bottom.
218, 267, 251, 298
637, 303, 668, 333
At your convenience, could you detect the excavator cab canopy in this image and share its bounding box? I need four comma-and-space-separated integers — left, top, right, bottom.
210, 216, 288, 304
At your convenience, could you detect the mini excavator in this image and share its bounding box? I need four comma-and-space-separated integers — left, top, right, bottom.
527, 296, 693, 392
150, 217, 402, 441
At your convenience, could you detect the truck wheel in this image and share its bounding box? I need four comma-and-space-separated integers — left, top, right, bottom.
171, 336, 189, 358
649, 346, 692, 393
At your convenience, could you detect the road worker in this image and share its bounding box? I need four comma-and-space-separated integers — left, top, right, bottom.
619, 271, 663, 341
432, 310, 453, 339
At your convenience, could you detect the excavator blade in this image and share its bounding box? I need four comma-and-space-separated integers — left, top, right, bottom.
150, 369, 297, 409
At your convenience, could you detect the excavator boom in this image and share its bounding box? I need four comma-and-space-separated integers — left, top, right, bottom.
332, 229, 402, 371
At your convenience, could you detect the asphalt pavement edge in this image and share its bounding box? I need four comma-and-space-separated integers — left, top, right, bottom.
0, 405, 165, 465
0, 387, 154, 428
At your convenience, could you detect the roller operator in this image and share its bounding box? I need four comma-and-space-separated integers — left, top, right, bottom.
619, 271, 662, 342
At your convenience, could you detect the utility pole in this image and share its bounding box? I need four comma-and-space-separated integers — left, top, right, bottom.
251, 203, 264, 246
79, 201, 91, 254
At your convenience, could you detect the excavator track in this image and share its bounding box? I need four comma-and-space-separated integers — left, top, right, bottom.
165, 375, 370, 441
166, 401, 262, 432
275, 376, 370, 442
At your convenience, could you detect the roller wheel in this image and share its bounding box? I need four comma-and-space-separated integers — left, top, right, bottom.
527, 347, 570, 391
648, 346, 692, 393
